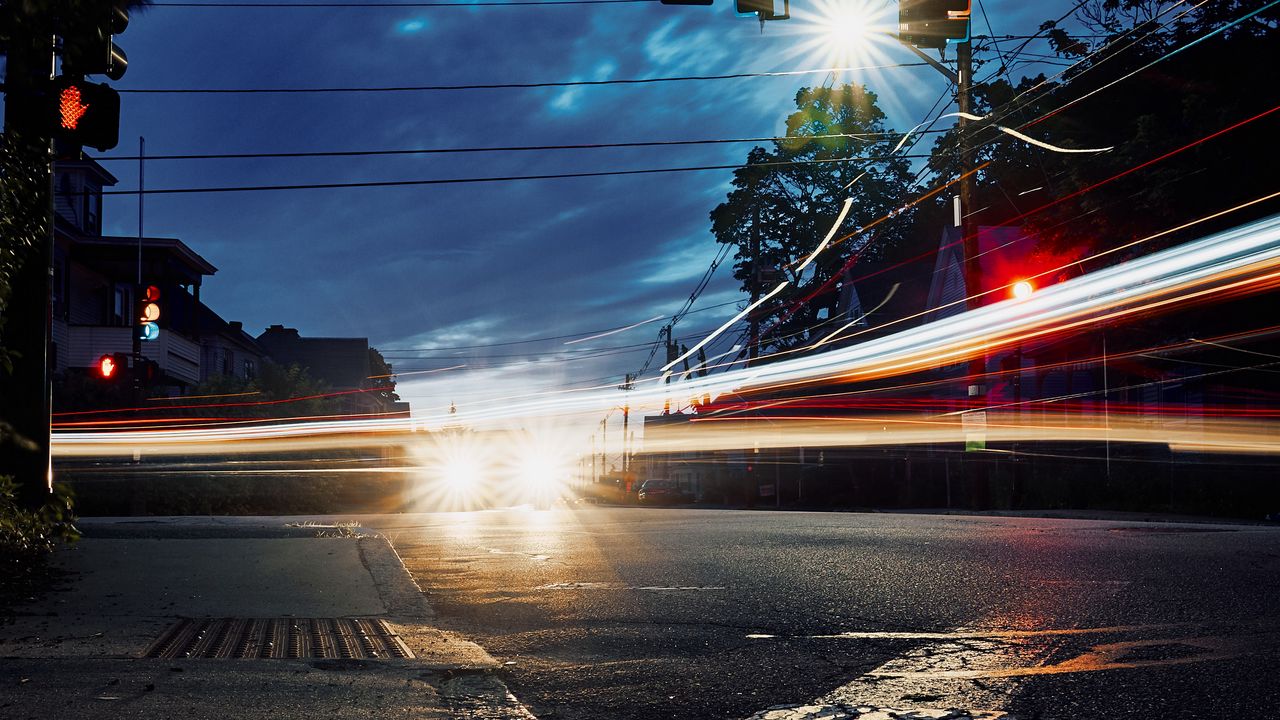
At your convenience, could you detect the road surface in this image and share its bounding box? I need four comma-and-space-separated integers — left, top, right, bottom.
360, 508, 1280, 719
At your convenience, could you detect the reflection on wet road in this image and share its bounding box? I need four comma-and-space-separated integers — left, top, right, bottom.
356, 508, 1280, 719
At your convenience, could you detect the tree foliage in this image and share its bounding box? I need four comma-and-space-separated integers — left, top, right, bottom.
929, 0, 1280, 259
710, 84, 916, 353
367, 347, 400, 403
188, 362, 337, 418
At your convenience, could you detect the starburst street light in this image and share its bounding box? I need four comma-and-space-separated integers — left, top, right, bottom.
813, 0, 893, 54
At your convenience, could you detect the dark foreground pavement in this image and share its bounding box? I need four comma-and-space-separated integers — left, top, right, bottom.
354, 507, 1280, 720
0, 518, 532, 719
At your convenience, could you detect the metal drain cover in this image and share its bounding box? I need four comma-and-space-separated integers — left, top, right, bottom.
145, 618, 414, 659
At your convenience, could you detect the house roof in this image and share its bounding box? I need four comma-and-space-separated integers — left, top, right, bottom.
256, 325, 371, 390
196, 302, 267, 357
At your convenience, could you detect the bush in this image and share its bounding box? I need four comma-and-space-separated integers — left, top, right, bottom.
0, 475, 79, 608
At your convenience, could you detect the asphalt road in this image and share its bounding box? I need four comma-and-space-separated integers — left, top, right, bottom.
359, 507, 1280, 719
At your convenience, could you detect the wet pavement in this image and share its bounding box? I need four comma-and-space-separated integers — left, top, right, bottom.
353, 507, 1280, 719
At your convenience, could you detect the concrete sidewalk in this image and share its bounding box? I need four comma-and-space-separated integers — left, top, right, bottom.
0, 518, 534, 719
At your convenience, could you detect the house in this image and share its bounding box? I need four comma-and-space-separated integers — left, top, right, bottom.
196, 304, 267, 383
257, 324, 409, 416
52, 158, 215, 394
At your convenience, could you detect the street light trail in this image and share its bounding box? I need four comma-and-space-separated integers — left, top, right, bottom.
50, 213, 1280, 457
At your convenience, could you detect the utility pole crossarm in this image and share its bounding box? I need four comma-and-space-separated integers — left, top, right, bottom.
895, 36, 959, 84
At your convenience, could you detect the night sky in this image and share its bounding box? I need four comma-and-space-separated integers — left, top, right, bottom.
79, 0, 1060, 416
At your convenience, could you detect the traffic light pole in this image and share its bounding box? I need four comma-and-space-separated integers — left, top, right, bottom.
132, 136, 144, 405
956, 39, 985, 391
0, 10, 57, 508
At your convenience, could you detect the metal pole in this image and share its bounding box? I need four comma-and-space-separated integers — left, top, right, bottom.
132, 137, 144, 404
749, 178, 761, 366
1102, 330, 1111, 482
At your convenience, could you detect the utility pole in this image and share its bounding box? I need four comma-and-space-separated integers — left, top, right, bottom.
618, 373, 634, 472
0, 6, 57, 508
749, 188, 762, 366
957, 39, 985, 394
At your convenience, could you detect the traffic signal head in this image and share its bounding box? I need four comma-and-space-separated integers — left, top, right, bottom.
61, 0, 130, 80
138, 284, 161, 341
899, 0, 971, 49
51, 77, 121, 152
736, 0, 773, 14
96, 352, 129, 380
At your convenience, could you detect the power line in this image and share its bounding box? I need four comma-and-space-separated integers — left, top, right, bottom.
151, 0, 654, 6
116, 62, 929, 94
99, 153, 932, 196
93, 131, 946, 162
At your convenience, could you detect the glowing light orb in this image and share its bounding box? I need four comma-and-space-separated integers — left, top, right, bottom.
1011, 280, 1035, 300
823, 7, 872, 48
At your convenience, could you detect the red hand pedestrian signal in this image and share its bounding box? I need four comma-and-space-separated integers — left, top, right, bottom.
98, 354, 118, 379
50, 77, 120, 152
59, 86, 91, 130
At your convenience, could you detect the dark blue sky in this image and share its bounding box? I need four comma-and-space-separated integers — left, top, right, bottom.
80, 0, 1062, 413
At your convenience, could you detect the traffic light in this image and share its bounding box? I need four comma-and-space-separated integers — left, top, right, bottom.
96, 352, 129, 381
661, 0, 713, 5
735, 0, 771, 12
53, 0, 129, 152
50, 76, 121, 152
137, 284, 161, 342
899, 0, 970, 49
61, 0, 130, 81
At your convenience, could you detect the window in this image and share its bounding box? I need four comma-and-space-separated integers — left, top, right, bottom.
112, 287, 127, 326
86, 191, 101, 234
243, 358, 256, 379
222, 349, 235, 376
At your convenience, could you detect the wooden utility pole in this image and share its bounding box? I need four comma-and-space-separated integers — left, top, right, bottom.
0, 6, 57, 507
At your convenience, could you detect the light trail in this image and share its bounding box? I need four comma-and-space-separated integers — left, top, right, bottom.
51, 213, 1280, 458
563, 315, 665, 345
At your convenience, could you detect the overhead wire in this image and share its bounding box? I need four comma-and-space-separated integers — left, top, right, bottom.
116, 62, 931, 94
91, 131, 947, 163
98, 153, 933, 196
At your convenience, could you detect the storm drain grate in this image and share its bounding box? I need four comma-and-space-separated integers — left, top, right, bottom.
144, 618, 414, 659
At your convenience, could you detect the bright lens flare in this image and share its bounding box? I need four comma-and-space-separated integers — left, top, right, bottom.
443, 456, 482, 489
1012, 280, 1035, 300
823, 7, 871, 48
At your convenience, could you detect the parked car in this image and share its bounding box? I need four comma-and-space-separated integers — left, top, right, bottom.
637, 479, 693, 505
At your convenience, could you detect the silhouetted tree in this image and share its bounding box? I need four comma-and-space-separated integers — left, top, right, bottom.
710, 84, 916, 354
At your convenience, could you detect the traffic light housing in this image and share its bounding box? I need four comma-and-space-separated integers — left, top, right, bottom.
51, 76, 121, 152
61, 0, 130, 81
661, 0, 713, 5
137, 284, 161, 342
899, 0, 971, 49
96, 352, 129, 381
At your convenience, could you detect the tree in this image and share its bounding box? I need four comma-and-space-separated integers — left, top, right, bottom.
367, 347, 401, 405
926, 0, 1280, 261
186, 362, 337, 419
709, 84, 916, 355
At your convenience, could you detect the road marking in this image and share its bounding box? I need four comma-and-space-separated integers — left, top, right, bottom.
535, 582, 726, 591
867, 636, 1240, 680
743, 623, 1259, 719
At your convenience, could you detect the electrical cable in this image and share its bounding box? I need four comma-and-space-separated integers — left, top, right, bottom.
117, 62, 930, 94
92, 131, 946, 163
98, 153, 932, 196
